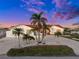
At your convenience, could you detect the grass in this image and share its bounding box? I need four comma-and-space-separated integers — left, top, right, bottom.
7, 45, 76, 56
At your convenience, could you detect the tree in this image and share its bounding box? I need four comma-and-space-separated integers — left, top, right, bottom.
30, 12, 48, 44
54, 31, 62, 37
41, 24, 50, 44
63, 28, 71, 35
12, 28, 23, 48
29, 28, 38, 41
23, 34, 35, 44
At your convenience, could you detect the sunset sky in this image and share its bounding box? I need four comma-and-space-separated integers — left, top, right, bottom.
0, 0, 79, 27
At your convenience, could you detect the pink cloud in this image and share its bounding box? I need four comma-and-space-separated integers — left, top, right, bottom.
22, 0, 45, 6
52, 0, 79, 20
52, 12, 65, 20
53, 0, 68, 8
28, 8, 42, 13
34, 1, 45, 5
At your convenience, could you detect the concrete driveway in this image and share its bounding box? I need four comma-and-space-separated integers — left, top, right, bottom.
0, 35, 79, 55
0, 37, 19, 55
44, 35, 79, 55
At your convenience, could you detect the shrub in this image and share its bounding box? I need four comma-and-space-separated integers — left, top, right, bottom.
70, 34, 79, 39
54, 32, 62, 37
7, 45, 76, 56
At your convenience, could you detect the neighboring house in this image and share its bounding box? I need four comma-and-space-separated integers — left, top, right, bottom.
70, 28, 79, 34
71, 31, 79, 34
49, 25, 64, 34
6, 24, 34, 37
0, 28, 6, 38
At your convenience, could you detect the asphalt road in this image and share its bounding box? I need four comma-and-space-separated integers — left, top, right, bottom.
0, 56, 79, 59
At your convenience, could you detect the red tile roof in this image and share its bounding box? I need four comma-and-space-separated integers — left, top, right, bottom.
9, 24, 64, 29
54, 25, 64, 28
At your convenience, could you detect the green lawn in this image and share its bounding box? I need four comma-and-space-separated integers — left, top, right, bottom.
7, 45, 76, 56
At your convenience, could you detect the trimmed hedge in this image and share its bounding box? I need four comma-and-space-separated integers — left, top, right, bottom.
7, 45, 76, 56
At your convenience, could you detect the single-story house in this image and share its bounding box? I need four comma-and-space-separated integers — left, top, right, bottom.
6, 24, 35, 37
6, 24, 64, 38
6, 24, 43, 39
0, 28, 8, 38
49, 25, 64, 34
70, 28, 79, 34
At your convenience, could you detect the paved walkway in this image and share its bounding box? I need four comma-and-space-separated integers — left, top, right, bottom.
0, 35, 79, 55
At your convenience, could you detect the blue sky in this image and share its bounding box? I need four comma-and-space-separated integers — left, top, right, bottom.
0, 0, 79, 27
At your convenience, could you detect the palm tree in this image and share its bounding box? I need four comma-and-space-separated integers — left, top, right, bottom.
22, 34, 29, 44
30, 12, 47, 44
12, 28, 23, 48
23, 34, 35, 44
41, 24, 50, 44
29, 28, 38, 41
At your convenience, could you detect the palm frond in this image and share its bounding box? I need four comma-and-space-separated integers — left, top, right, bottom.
12, 28, 23, 36
39, 12, 43, 18
41, 17, 48, 22
31, 20, 37, 25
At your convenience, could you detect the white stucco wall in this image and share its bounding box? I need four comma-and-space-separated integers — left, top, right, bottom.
50, 26, 64, 34
6, 25, 34, 37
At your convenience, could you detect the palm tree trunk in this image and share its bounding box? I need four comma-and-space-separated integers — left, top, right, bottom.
41, 29, 45, 42
42, 34, 44, 41
18, 36, 21, 48
35, 31, 38, 41
36, 34, 38, 41
42, 30, 46, 44
38, 30, 41, 44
